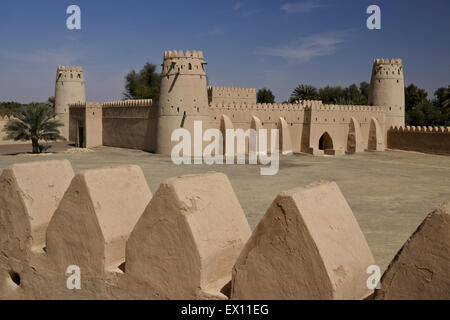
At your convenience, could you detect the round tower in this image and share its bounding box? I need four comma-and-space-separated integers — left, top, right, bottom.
54, 65, 86, 139
156, 50, 210, 155
369, 58, 405, 141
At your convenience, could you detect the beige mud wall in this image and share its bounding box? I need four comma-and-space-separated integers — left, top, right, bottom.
1, 160, 448, 300
387, 126, 450, 155
208, 87, 257, 105
85, 103, 103, 148
209, 101, 385, 155
68, 105, 85, 146
209, 102, 311, 153
308, 105, 385, 155
102, 101, 157, 152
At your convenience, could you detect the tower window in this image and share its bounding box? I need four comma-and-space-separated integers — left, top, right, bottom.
188, 63, 192, 70
70, 74, 73, 79
77, 74, 81, 79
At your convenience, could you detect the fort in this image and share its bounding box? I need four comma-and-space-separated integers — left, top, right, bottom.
56, 51, 449, 156
0, 51, 448, 156
0, 50, 449, 300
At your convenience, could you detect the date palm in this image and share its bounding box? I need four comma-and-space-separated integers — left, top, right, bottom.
2, 103, 65, 153
289, 84, 319, 103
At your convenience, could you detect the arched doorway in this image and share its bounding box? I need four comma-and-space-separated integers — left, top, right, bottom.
318, 132, 333, 151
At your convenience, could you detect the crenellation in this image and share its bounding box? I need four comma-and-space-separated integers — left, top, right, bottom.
1, 161, 447, 300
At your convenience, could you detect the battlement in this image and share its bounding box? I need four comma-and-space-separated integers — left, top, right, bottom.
0, 115, 14, 121
208, 86, 257, 94
389, 125, 450, 133
388, 126, 450, 155
318, 104, 385, 112
163, 49, 204, 60
69, 101, 101, 109
1, 160, 447, 300
57, 66, 84, 72
373, 58, 403, 66
208, 100, 384, 112
208, 86, 257, 105
210, 101, 312, 111
102, 99, 154, 108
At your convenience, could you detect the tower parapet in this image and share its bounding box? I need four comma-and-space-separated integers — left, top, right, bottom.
369, 58, 405, 142
55, 65, 86, 139
157, 50, 210, 155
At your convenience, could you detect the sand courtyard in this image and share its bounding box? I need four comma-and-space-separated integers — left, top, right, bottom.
0, 144, 448, 272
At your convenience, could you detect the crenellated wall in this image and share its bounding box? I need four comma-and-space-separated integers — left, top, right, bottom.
1, 160, 448, 300
209, 100, 386, 154
101, 100, 157, 152
387, 126, 450, 155
208, 86, 257, 105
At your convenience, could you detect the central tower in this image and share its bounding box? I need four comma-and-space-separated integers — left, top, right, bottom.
156, 50, 210, 155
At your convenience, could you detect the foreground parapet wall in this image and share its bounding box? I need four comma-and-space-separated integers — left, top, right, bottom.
388, 126, 450, 155
231, 181, 375, 300
375, 203, 450, 300
126, 172, 251, 299
1, 160, 448, 300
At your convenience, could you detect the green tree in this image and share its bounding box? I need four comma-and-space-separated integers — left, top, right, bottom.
2, 103, 65, 153
407, 100, 442, 126
124, 62, 161, 100
359, 81, 370, 103
318, 86, 344, 104
0, 101, 23, 116
289, 84, 319, 102
47, 96, 55, 108
405, 84, 428, 112
257, 88, 275, 103
433, 85, 450, 112
344, 84, 362, 104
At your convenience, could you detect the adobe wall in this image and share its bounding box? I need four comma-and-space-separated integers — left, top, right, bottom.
208, 87, 257, 105
101, 100, 157, 152
54, 66, 86, 139
69, 102, 103, 148
1, 160, 447, 300
209, 102, 304, 153
308, 104, 386, 155
209, 101, 385, 155
387, 126, 450, 155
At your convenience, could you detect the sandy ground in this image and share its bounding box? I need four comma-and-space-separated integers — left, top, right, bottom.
0, 143, 449, 271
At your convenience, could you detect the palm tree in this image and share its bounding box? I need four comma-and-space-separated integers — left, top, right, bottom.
2, 103, 65, 153
289, 84, 319, 103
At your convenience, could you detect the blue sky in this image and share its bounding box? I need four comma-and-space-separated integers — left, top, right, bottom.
0, 0, 449, 103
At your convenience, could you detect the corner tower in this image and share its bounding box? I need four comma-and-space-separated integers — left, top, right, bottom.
156, 50, 210, 155
369, 58, 405, 140
54, 66, 86, 139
